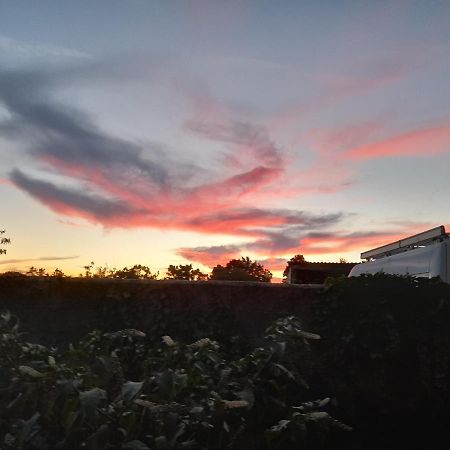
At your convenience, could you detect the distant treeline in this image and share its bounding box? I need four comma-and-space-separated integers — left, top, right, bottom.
0, 256, 277, 282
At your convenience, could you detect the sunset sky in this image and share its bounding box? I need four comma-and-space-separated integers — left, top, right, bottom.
1, 1, 450, 279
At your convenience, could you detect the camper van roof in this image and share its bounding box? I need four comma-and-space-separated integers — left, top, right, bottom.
361, 225, 448, 260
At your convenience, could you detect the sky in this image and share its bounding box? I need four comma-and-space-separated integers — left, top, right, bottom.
1, 0, 450, 279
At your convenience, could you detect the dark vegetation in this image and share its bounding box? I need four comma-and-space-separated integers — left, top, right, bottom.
309, 275, 450, 450
0, 313, 348, 450
4, 253, 351, 285
2, 258, 271, 283
209, 257, 272, 282
165, 265, 208, 281
82, 263, 160, 280
0, 229, 10, 255
1, 232, 449, 448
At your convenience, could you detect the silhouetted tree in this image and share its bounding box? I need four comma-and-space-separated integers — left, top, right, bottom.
94, 265, 116, 278
52, 268, 65, 277
0, 271, 25, 277
112, 264, 159, 280
82, 261, 95, 278
210, 256, 272, 282
166, 264, 208, 281
1, 230, 10, 255
26, 267, 48, 277
283, 254, 306, 280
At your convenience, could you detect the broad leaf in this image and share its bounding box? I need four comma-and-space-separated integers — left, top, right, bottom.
121, 381, 144, 403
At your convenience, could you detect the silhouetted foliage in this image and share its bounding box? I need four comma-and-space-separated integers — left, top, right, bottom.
22, 267, 66, 277
81, 262, 159, 279
26, 267, 48, 277
166, 264, 208, 280
81, 262, 117, 278
93, 265, 116, 278
112, 264, 159, 280
210, 256, 272, 282
1, 229, 10, 255
0, 271, 25, 277
52, 268, 65, 277
82, 261, 96, 277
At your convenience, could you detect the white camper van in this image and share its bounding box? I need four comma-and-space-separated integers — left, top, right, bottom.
349, 226, 450, 283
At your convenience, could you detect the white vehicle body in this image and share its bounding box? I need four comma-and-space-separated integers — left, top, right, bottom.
349, 226, 450, 283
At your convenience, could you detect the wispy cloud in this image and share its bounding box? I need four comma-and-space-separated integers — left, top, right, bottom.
296, 228, 423, 256
344, 122, 450, 160
271, 53, 424, 131
0, 34, 91, 59
264, 52, 431, 194
178, 225, 427, 268
302, 116, 450, 197
10, 169, 136, 223
308, 121, 386, 155
177, 245, 241, 268
178, 211, 345, 268
0, 255, 79, 265
0, 65, 348, 269
257, 257, 288, 271
305, 117, 450, 170
186, 119, 284, 169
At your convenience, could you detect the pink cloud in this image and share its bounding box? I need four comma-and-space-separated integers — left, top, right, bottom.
7, 62, 436, 276
258, 257, 288, 271
344, 122, 450, 160
11, 166, 344, 253
177, 245, 241, 268
271, 53, 420, 133
185, 119, 285, 174
294, 117, 450, 197
187, 166, 283, 211
308, 121, 386, 154
176, 226, 432, 274
297, 226, 430, 256
176, 227, 426, 273
56, 219, 89, 228
0, 177, 14, 186
177, 248, 288, 273
37, 153, 288, 228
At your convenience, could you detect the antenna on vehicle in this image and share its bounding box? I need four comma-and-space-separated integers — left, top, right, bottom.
361, 225, 448, 260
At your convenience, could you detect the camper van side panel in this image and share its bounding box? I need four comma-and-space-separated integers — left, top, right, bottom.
388, 245, 433, 276
349, 241, 449, 282
444, 241, 450, 283
428, 242, 445, 279
348, 258, 390, 277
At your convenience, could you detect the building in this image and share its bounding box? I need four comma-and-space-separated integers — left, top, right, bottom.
287, 262, 356, 284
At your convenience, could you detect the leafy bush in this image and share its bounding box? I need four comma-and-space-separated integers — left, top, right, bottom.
0, 313, 348, 449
